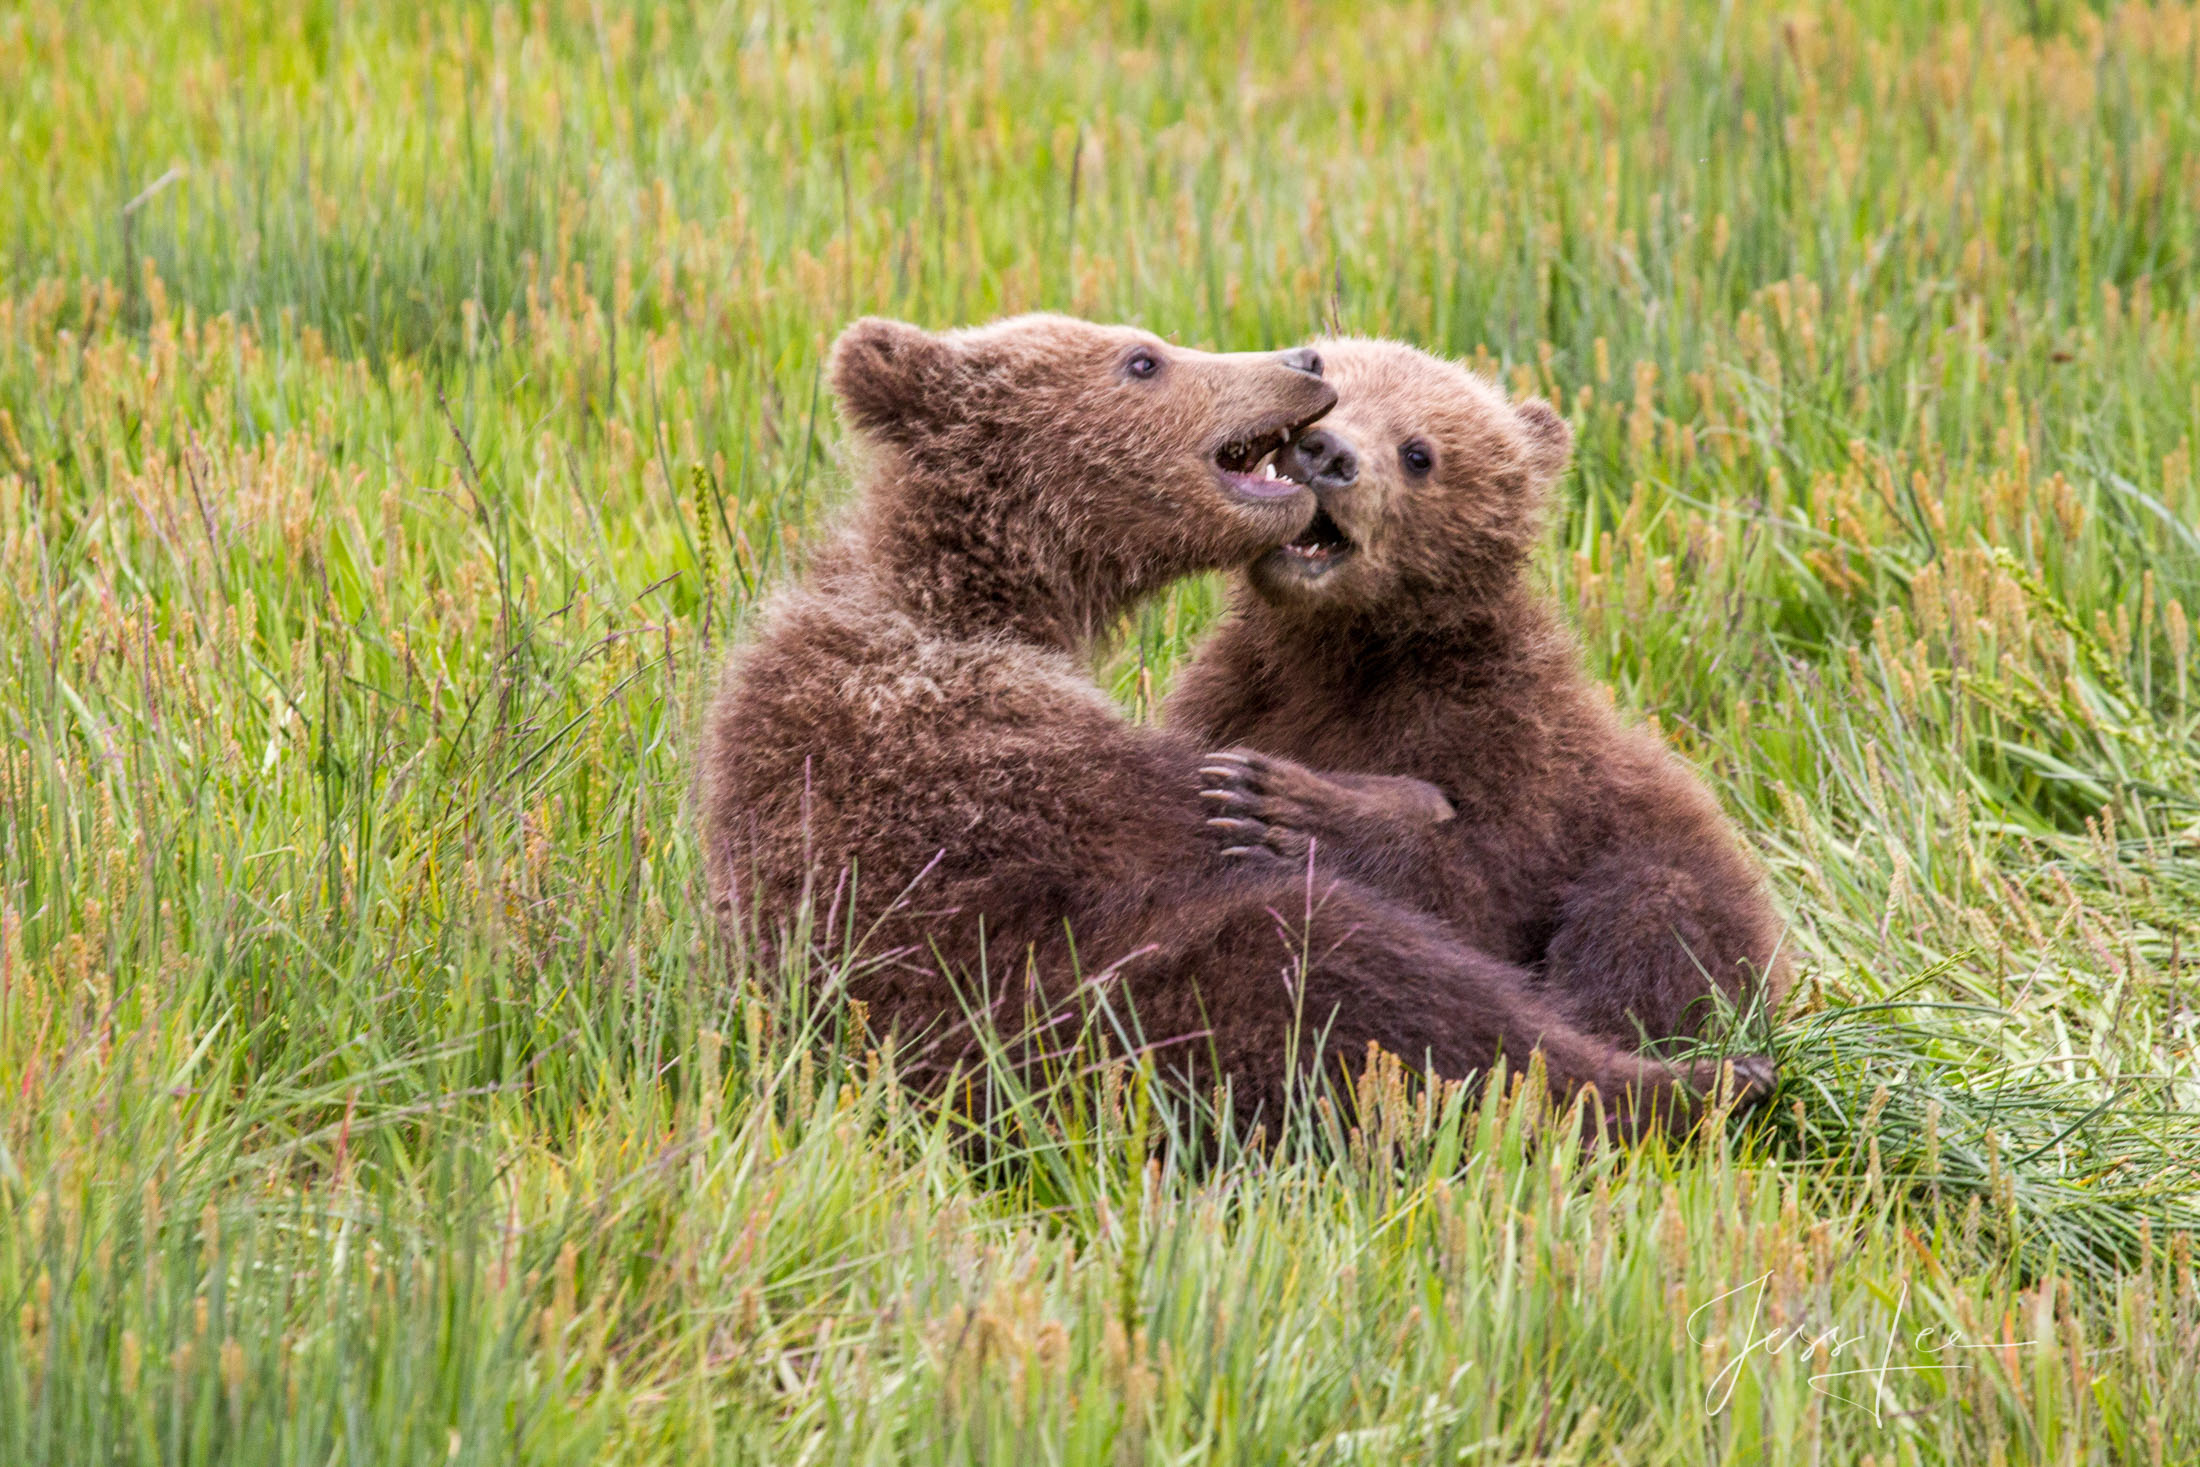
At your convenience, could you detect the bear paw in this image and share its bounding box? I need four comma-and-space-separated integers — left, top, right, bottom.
1682, 1053, 1778, 1113
1197, 749, 1322, 866
1197, 747, 1454, 867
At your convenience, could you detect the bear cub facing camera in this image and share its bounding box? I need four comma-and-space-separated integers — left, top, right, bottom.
1169, 338, 1790, 1051
700, 314, 1764, 1133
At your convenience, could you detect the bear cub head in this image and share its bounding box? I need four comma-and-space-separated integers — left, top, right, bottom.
831, 315, 1338, 638
1248, 338, 1571, 621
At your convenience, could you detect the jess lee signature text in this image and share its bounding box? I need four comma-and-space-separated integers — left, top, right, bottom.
1687, 1273, 2040, 1423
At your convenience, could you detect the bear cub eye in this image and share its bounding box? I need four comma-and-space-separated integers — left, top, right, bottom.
1400, 440, 1435, 477
1124, 349, 1162, 380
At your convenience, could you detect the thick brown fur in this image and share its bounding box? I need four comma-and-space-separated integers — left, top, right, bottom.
1167, 338, 1791, 1050
702, 315, 1760, 1135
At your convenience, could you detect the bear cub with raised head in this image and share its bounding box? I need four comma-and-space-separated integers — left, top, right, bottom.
1168, 338, 1790, 1050
701, 314, 1757, 1131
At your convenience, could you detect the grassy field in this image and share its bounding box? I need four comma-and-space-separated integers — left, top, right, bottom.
4, 0, 2200, 1461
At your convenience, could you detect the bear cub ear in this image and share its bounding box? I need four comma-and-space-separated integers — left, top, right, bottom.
830, 317, 961, 444
1513, 397, 1573, 480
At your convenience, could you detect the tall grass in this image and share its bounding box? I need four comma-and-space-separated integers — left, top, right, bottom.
2, 0, 2197, 1460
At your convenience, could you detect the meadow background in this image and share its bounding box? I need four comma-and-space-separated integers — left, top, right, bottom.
4, 1, 2200, 1461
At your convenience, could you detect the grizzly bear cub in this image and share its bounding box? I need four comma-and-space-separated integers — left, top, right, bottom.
701, 314, 1762, 1133
1168, 338, 1789, 1051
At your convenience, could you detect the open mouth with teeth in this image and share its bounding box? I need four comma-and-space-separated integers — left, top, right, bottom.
1273, 504, 1356, 576
1212, 422, 1312, 501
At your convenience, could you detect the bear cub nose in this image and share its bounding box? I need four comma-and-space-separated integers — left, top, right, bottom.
1277, 346, 1324, 377
1277, 428, 1359, 490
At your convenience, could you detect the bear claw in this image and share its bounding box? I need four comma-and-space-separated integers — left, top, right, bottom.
1198, 752, 1318, 863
